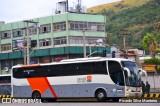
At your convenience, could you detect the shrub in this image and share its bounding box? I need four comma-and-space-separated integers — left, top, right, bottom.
144, 58, 160, 65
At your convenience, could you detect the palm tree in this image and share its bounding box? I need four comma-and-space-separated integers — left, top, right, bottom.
142, 33, 157, 57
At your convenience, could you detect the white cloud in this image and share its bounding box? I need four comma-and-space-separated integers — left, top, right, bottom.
0, 0, 119, 23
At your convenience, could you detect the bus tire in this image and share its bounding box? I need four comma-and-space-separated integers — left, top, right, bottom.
95, 89, 106, 102
32, 91, 41, 99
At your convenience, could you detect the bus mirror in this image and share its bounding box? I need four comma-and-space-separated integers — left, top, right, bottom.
138, 69, 147, 77
124, 67, 131, 77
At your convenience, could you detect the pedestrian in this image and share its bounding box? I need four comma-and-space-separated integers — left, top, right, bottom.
141, 81, 145, 97
146, 81, 150, 94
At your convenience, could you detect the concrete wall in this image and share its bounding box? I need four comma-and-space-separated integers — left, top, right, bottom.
141, 75, 160, 93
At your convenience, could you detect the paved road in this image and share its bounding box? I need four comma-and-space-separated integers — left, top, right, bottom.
0, 98, 160, 106
0, 103, 159, 106
1, 98, 160, 102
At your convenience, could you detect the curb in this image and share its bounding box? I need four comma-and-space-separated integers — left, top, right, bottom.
0, 95, 12, 99
144, 94, 160, 98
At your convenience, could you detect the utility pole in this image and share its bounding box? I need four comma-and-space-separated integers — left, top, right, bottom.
26, 22, 29, 65
89, 45, 92, 57
23, 37, 27, 65
23, 20, 38, 65
83, 30, 86, 58
66, 0, 69, 12
121, 29, 132, 58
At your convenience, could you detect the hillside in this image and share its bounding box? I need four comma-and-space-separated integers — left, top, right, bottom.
87, 0, 151, 13
87, 0, 160, 49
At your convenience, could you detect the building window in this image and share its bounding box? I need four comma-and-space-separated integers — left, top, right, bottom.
69, 36, 83, 44
39, 24, 51, 34
13, 29, 24, 37
69, 21, 105, 32
1, 30, 11, 39
31, 40, 37, 48
54, 37, 67, 45
88, 22, 97, 31
70, 21, 84, 30
28, 26, 37, 35
86, 37, 105, 44
97, 23, 105, 32
54, 55, 67, 62
39, 38, 51, 47
53, 22, 66, 32
69, 36, 105, 45
1, 44, 11, 51
87, 37, 102, 44
70, 22, 74, 30
39, 57, 51, 63
30, 58, 38, 64
1, 60, 12, 70
13, 59, 23, 66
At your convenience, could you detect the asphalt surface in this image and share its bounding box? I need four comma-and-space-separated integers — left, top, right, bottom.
0, 103, 159, 106
0, 98, 160, 106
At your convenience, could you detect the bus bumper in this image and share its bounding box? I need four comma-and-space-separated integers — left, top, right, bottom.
126, 92, 142, 98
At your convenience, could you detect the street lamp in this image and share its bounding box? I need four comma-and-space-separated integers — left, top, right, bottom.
87, 39, 104, 57
23, 20, 39, 65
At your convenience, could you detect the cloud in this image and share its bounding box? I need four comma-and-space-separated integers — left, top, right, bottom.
0, 0, 119, 23
0, 0, 56, 22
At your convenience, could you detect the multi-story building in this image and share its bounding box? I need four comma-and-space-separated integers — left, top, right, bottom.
0, 12, 109, 76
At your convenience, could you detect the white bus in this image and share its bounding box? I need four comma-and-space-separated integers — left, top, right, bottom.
12, 57, 145, 101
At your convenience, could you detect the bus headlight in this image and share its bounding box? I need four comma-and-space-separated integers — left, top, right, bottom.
127, 89, 131, 92
126, 89, 131, 96
128, 89, 131, 92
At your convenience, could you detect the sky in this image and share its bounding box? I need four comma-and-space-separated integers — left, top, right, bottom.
0, 0, 119, 23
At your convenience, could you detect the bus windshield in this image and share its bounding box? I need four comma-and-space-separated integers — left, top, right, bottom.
121, 61, 141, 87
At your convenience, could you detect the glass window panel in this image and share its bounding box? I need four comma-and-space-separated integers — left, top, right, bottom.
1, 44, 11, 51
1, 31, 11, 39
40, 24, 51, 34
1, 60, 12, 70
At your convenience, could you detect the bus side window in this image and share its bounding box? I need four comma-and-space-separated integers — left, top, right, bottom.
51, 64, 76, 76
92, 61, 108, 75
76, 62, 92, 75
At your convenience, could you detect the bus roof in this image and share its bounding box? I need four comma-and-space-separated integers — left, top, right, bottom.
60, 57, 130, 62
0, 74, 11, 77
12, 57, 134, 68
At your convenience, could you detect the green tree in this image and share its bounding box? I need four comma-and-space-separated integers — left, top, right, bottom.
144, 58, 160, 65
155, 35, 160, 53
142, 33, 157, 57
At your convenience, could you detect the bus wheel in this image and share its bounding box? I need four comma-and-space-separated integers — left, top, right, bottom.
95, 89, 106, 102
32, 91, 41, 99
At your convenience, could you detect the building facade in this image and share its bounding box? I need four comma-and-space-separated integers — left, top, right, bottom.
0, 12, 108, 75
